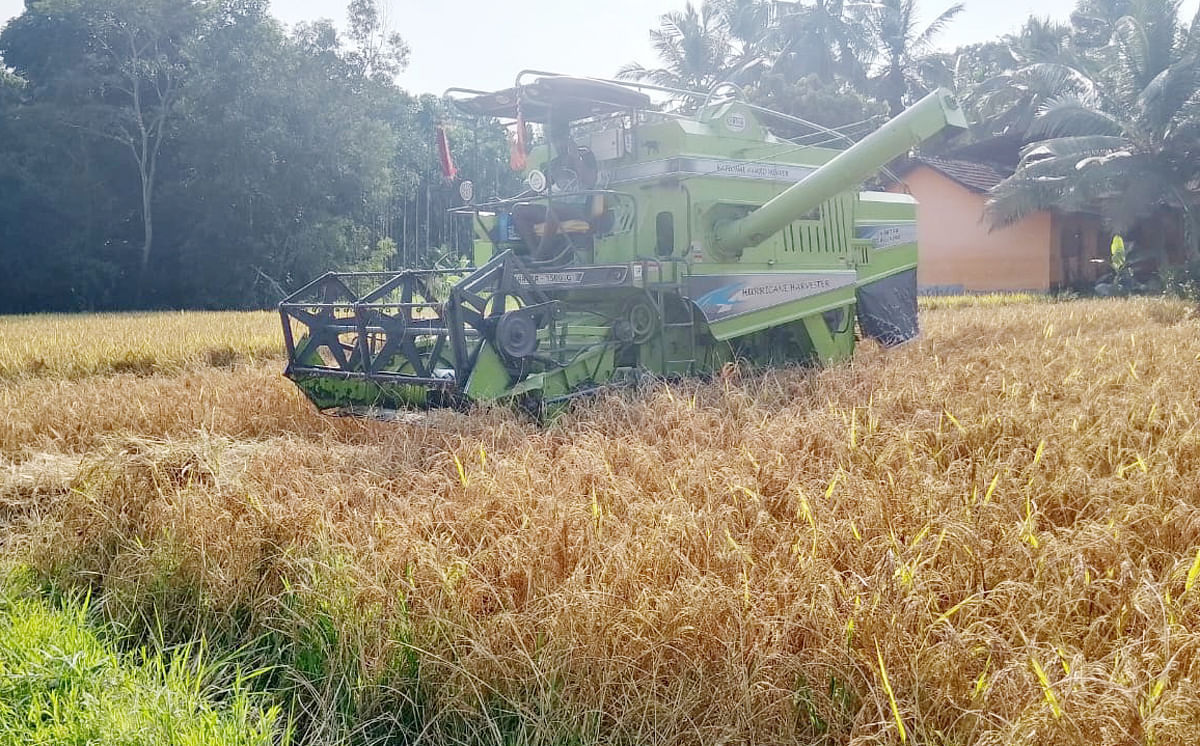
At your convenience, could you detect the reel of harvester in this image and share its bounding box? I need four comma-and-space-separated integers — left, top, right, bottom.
281, 72, 968, 417
280, 250, 647, 416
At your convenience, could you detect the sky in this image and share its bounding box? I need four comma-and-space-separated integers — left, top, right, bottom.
2, 0, 1198, 95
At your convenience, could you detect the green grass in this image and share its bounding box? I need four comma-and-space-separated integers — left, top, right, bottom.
0, 568, 284, 745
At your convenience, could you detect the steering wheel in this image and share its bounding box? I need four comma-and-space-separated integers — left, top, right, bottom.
549, 164, 581, 193
549, 147, 597, 194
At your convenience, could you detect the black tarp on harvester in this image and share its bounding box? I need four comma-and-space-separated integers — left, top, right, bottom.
857, 268, 920, 346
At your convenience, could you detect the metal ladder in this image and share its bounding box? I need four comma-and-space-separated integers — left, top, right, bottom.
664, 302, 698, 375
653, 284, 698, 375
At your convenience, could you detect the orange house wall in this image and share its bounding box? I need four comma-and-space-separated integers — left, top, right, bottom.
889, 166, 1054, 292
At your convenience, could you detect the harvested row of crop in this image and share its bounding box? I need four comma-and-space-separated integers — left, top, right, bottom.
2, 296, 1199, 746
0, 364, 335, 459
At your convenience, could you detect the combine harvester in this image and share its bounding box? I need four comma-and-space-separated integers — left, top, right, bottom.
280, 73, 967, 415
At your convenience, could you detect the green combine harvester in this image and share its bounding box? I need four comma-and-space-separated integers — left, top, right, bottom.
280, 73, 967, 415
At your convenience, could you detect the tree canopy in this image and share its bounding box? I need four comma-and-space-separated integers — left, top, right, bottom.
0, 0, 512, 311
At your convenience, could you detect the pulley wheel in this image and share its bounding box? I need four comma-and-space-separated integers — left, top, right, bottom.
627, 302, 659, 344
496, 313, 539, 359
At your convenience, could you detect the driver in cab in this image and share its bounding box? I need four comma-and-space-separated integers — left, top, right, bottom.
513, 118, 599, 261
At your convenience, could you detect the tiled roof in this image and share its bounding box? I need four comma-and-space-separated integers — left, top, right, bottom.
912, 156, 1014, 193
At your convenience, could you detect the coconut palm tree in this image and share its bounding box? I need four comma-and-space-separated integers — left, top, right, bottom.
616, 1, 746, 93
963, 16, 1096, 139
987, 0, 1200, 251
969, 62, 1098, 139
1071, 0, 1135, 48
770, 0, 870, 87
1011, 16, 1080, 65
618, 0, 870, 105
856, 0, 965, 117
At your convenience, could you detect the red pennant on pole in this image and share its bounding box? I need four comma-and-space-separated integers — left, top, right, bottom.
435, 125, 457, 181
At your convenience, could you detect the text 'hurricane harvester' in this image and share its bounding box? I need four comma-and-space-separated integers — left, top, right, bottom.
280, 72, 968, 415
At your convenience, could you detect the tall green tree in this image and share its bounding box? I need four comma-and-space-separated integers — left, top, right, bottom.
769, 0, 868, 87
620, 0, 883, 127
857, 0, 964, 116
1009, 16, 1077, 65
158, 6, 390, 304
969, 63, 1097, 140
617, 1, 747, 93
7, 0, 210, 298
0, 0, 475, 311
344, 0, 409, 84
922, 40, 1015, 101
1071, 0, 1134, 47
957, 13, 1094, 142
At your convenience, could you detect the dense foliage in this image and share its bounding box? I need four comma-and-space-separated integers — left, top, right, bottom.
985, 0, 1200, 252
0, 0, 511, 311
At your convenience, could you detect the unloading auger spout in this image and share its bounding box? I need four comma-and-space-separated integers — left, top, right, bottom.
713, 89, 969, 254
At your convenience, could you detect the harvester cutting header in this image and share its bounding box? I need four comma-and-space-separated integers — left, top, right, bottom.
280, 72, 968, 414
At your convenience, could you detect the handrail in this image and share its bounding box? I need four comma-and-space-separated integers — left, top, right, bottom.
460, 70, 884, 144
447, 188, 636, 215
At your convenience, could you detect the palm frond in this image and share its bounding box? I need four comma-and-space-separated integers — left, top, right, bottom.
1064, 156, 1167, 229
615, 62, 649, 81
1168, 88, 1200, 136
1110, 15, 1150, 94
1021, 63, 1099, 99
1135, 0, 1184, 76
1029, 95, 1125, 137
973, 63, 1099, 125
1009, 16, 1073, 65
1137, 55, 1200, 136
914, 3, 965, 50
988, 148, 1168, 231
1020, 135, 1130, 161
985, 168, 1069, 228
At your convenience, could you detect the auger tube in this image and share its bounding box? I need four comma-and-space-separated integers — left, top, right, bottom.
713, 88, 969, 253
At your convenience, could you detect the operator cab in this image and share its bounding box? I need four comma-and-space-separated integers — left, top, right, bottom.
448, 76, 652, 266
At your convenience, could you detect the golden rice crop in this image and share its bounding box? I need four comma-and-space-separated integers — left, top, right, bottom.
0, 311, 280, 380
917, 292, 1052, 310
2, 296, 1199, 746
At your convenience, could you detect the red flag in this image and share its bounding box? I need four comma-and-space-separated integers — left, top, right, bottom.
435, 125, 457, 181
509, 97, 528, 171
